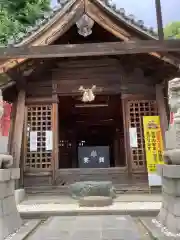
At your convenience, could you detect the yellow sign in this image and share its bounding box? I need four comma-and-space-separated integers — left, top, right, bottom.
143, 116, 164, 173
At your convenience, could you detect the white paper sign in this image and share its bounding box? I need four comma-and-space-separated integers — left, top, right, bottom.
148, 173, 162, 186
129, 127, 138, 148
46, 131, 53, 151
30, 131, 37, 152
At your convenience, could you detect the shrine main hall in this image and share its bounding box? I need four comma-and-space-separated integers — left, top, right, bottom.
0, 0, 178, 191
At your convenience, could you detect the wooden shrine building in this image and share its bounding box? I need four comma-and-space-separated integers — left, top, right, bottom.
0, 0, 179, 189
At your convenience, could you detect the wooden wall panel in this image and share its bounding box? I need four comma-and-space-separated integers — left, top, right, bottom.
26, 81, 52, 97
53, 58, 155, 95
25, 57, 155, 97
24, 173, 52, 187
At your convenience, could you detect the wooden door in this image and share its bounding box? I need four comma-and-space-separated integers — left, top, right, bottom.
127, 99, 158, 173
23, 104, 53, 186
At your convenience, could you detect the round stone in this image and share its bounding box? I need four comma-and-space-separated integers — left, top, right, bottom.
79, 196, 113, 207
69, 181, 116, 199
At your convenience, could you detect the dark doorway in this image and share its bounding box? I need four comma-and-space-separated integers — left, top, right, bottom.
58, 94, 125, 168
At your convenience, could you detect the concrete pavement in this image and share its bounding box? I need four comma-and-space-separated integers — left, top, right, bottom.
10, 216, 153, 240
6, 194, 162, 239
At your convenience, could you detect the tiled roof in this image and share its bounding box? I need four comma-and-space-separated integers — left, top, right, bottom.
4, 0, 158, 47
98, 0, 158, 38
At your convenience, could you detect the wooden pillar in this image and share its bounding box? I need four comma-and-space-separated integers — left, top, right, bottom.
20, 107, 27, 187
114, 131, 120, 167
52, 94, 59, 184
8, 101, 17, 154
121, 95, 130, 171
12, 90, 25, 168
156, 84, 168, 143
11, 90, 25, 188
72, 135, 77, 168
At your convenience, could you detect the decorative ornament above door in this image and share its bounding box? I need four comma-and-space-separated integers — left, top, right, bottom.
79, 85, 96, 102
76, 14, 94, 37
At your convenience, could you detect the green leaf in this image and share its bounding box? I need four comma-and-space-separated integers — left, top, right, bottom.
0, 0, 51, 45
164, 21, 180, 39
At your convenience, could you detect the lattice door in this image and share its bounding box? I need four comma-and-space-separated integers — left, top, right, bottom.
25, 105, 52, 170
127, 100, 157, 172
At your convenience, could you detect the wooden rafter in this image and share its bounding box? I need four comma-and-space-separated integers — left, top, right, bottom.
0, 40, 180, 59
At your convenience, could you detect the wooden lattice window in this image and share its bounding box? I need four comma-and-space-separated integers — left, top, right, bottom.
25, 105, 52, 170
127, 100, 157, 172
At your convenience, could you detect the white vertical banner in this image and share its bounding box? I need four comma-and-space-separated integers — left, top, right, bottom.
30, 131, 37, 152
46, 130, 53, 151
129, 127, 138, 148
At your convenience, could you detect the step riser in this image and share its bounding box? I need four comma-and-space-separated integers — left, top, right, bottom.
25, 187, 161, 195
24, 169, 152, 195
55, 168, 147, 185
24, 167, 148, 189
20, 210, 159, 219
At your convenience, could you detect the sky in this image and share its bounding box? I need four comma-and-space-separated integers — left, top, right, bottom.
51, 0, 180, 28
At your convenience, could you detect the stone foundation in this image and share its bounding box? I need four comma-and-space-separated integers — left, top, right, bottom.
79, 196, 113, 207
157, 164, 180, 234
0, 168, 22, 240
15, 189, 26, 205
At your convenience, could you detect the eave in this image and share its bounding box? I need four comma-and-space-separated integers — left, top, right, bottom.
0, 0, 179, 88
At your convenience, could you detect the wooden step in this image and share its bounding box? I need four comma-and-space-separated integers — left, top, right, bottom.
55, 167, 133, 185
25, 186, 69, 195
24, 168, 149, 193
25, 182, 161, 195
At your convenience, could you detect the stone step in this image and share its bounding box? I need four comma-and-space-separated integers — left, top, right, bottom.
19, 202, 161, 219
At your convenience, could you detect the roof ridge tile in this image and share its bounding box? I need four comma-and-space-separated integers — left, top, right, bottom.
100, 0, 158, 37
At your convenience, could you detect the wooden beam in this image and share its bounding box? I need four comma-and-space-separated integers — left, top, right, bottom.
12, 90, 25, 171
155, 0, 164, 40
1, 81, 16, 90
1, 40, 180, 59
56, 83, 155, 96
26, 97, 54, 105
